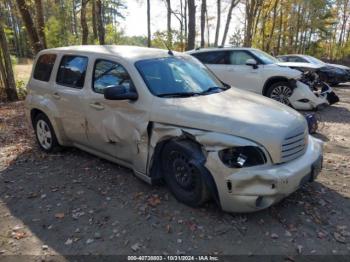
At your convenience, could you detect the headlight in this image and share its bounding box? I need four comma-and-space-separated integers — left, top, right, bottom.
218, 146, 266, 168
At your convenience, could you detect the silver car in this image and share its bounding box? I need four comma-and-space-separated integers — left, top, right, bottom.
25, 45, 323, 212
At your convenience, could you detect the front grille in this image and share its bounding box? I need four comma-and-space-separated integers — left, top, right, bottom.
281, 129, 307, 163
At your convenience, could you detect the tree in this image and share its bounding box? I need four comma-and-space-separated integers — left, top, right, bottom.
147, 0, 151, 47
15, 0, 44, 54
81, 0, 89, 45
214, 0, 221, 46
200, 0, 206, 47
96, 0, 105, 44
221, 0, 240, 46
0, 14, 18, 101
187, 0, 196, 50
92, 0, 98, 40
165, 0, 172, 47
34, 0, 47, 49
244, 0, 264, 47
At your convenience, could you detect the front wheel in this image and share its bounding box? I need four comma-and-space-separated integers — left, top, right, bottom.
266, 81, 293, 106
161, 140, 210, 207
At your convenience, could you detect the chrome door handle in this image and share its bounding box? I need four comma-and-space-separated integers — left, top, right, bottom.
52, 92, 61, 100
89, 102, 105, 110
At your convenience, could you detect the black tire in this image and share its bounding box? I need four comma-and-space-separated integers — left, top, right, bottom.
34, 113, 60, 153
266, 81, 293, 106
161, 140, 210, 207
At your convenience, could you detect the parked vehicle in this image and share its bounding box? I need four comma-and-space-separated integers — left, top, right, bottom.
25, 45, 323, 213
277, 54, 350, 85
187, 47, 331, 110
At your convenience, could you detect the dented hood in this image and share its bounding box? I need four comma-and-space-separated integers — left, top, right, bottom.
151, 88, 307, 163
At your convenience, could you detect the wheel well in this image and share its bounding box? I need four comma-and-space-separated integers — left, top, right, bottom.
262, 77, 289, 96
30, 109, 45, 126
149, 137, 220, 207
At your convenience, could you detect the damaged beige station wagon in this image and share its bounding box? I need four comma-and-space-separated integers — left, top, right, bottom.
25, 45, 324, 213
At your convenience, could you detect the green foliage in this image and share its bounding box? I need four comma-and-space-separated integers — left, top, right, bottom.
16, 80, 27, 100
105, 24, 123, 44
10, 55, 18, 65
45, 17, 64, 48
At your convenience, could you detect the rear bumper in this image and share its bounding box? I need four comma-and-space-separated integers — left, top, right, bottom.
205, 136, 323, 213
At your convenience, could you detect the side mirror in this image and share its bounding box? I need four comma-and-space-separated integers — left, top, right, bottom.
246, 59, 258, 69
104, 85, 138, 101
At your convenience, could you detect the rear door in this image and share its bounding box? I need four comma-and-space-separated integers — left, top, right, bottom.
53, 54, 90, 146
29, 53, 57, 105
191, 51, 230, 83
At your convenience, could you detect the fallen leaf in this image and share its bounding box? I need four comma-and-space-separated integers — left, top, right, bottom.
131, 243, 141, 252
148, 195, 161, 207
55, 213, 65, 219
166, 224, 172, 233
12, 231, 27, 240
333, 232, 346, 244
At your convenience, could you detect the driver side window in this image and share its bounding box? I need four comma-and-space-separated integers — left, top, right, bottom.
229, 51, 254, 65
93, 59, 133, 94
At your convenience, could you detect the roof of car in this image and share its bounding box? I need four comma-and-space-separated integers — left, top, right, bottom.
186, 47, 261, 54
38, 45, 183, 62
278, 54, 307, 57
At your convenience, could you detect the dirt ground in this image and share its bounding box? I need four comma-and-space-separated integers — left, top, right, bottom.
0, 83, 350, 259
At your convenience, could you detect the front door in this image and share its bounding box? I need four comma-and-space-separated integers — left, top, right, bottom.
223, 50, 263, 93
83, 58, 149, 172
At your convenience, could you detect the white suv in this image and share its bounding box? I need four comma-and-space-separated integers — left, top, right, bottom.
25, 45, 323, 213
188, 47, 329, 110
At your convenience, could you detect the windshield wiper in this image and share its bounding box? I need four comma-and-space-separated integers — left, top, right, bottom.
157, 92, 200, 98
199, 86, 223, 95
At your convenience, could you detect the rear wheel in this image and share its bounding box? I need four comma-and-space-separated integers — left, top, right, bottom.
266, 81, 293, 106
34, 113, 60, 152
161, 140, 210, 207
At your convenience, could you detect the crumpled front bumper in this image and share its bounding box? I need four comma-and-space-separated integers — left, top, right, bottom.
289, 81, 329, 110
205, 136, 323, 213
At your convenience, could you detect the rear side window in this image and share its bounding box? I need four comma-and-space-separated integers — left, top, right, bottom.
56, 55, 88, 88
33, 54, 57, 82
191, 51, 228, 64
93, 59, 133, 94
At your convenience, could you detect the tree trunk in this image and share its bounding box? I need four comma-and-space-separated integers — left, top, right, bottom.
276, 1, 283, 54
206, 8, 210, 46
187, 0, 196, 50
200, 0, 206, 47
81, 0, 88, 45
0, 19, 18, 101
147, 0, 151, 47
166, 0, 172, 47
34, 0, 47, 49
72, 0, 78, 36
221, 0, 239, 46
96, 0, 105, 45
92, 0, 98, 40
15, 0, 44, 55
265, 0, 279, 53
214, 0, 221, 46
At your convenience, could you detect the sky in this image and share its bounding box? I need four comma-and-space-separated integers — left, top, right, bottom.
119, 0, 245, 45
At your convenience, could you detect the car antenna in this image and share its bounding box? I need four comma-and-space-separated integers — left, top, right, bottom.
162, 40, 174, 56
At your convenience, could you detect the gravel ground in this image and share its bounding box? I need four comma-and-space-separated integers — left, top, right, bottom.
0, 85, 349, 259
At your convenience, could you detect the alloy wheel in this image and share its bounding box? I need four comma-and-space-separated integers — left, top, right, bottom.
270, 85, 293, 105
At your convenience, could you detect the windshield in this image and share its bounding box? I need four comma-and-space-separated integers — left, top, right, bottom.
250, 49, 279, 64
305, 55, 326, 65
135, 56, 226, 97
